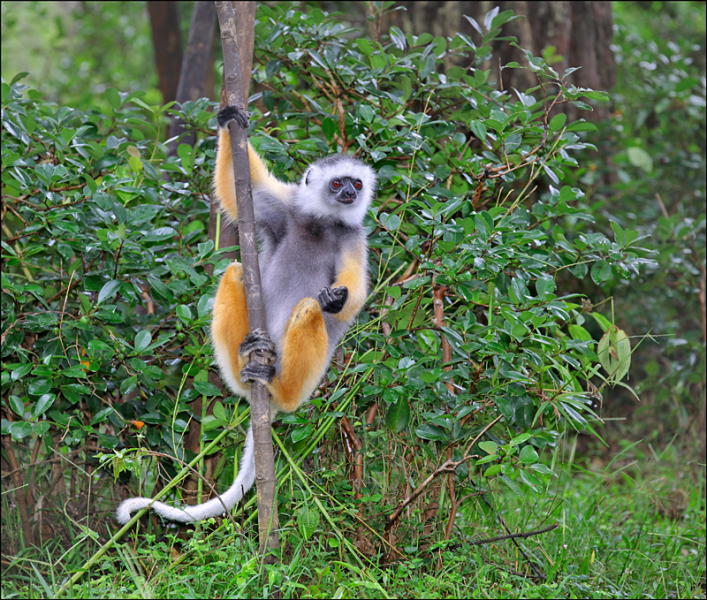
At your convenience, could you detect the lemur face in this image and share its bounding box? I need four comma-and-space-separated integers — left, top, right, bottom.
329, 176, 363, 205
299, 155, 376, 226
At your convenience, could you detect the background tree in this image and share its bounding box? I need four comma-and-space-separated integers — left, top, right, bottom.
147, 1, 184, 104
379, 1, 616, 120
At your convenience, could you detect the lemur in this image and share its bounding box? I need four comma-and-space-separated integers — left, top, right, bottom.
116, 106, 375, 524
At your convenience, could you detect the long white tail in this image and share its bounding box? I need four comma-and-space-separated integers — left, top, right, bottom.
116, 421, 255, 524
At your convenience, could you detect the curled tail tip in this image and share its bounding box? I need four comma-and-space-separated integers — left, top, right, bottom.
116, 504, 132, 525
116, 497, 150, 524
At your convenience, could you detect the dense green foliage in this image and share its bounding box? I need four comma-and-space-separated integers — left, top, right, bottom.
599, 2, 706, 440
1, 1, 704, 598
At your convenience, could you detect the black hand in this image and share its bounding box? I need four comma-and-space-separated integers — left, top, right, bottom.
217, 105, 250, 129
318, 286, 348, 314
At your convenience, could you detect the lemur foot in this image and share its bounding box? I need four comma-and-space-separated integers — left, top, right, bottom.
239, 329, 276, 360
239, 329, 276, 385
240, 361, 276, 385
217, 105, 251, 129
318, 286, 348, 314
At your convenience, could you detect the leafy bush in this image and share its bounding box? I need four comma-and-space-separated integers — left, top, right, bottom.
2, 5, 649, 552
1, 80, 228, 541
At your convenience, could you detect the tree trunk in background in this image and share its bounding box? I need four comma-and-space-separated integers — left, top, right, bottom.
385, 1, 615, 120
147, 1, 183, 104
167, 1, 217, 156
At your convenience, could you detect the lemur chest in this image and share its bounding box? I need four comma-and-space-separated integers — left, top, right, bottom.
262, 226, 338, 292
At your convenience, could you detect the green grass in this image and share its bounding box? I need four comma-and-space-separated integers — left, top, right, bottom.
2, 438, 704, 599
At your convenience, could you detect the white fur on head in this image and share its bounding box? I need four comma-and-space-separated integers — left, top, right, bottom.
296, 155, 376, 227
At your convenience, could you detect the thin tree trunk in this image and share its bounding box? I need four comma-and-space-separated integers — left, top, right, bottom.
215, 0, 280, 562
147, 1, 183, 104
208, 2, 255, 268
168, 1, 217, 156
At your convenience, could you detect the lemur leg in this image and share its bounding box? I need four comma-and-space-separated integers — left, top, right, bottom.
211, 262, 252, 397
241, 299, 329, 413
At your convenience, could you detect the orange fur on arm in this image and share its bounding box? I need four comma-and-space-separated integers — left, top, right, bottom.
213, 128, 284, 222
332, 242, 368, 322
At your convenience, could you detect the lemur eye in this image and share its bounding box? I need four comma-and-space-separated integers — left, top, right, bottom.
331, 179, 342, 189
354, 180, 363, 190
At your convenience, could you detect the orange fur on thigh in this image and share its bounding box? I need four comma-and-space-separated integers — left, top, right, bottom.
269, 298, 329, 412
211, 262, 250, 395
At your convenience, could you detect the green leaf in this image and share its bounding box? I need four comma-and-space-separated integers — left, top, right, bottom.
298, 506, 320, 541
590, 260, 611, 284
597, 325, 631, 383
371, 53, 386, 70
358, 104, 375, 123
484, 118, 504, 132
589, 312, 612, 333
549, 113, 566, 132
390, 26, 406, 50
415, 424, 449, 442
519, 445, 538, 464
62, 366, 87, 378
627, 147, 652, 172
143, 227, 177, 243
484, 464, 502, 477
543, 164, 559, 184
385, 397, 410, 433
478, 441, 497, 455
535, 274, 555, 299
213, 401, 227, 421
470, 120, 487, 141
432, 36, 446, 57
400, 76, 412, 101
134, 330, 152, 353
568, 325, 592, 342
202, 415, 225, 432
490, 9, 517, 30
176, 304, 192, 323
97, 280, 122, 305
104, 88, 121, 109
675, 76, 699, 93
11, 364, 33, 381
193, 381, 222, 397
610, 220, 625, 246
581, 90, 609, 101
120, 375, 138, 395
291, 424, 313, 444
529, 463, 556, 476
10, 422, 33, 440
28, 379, 51, 395
356, 38, 372, 55
90, 407, 113, 425
9, 395, 25, 417
566, 121, 597, 132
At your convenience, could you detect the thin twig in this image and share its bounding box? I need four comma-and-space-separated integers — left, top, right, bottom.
471, 522, 558, 545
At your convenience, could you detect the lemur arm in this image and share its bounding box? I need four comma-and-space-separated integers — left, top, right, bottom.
331, 239, 369, 322
213, 108, 292, 222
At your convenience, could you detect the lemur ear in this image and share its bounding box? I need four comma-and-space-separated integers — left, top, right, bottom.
303, 167, 313, 187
